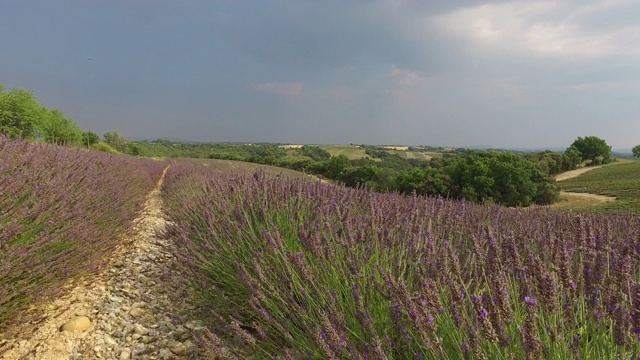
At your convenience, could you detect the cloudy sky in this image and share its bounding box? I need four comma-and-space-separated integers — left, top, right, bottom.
1, 0, 639, 148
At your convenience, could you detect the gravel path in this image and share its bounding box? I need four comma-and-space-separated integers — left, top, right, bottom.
1, 167, 219, 360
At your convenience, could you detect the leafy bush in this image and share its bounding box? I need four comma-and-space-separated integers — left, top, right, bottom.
91, 141, 120, 154
163, 164, 640, 359
300, 145, 331, 161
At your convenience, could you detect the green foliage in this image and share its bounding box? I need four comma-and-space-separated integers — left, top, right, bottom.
326, 154, 350, 178
0, 84, 86, 146
394, 167, 450, 197
526, 150, 576, 175
126, 143, 145, 156
102, 131, 147, 156
299, 145, 331, 161
363, 146, 392, 159
445, 151, 559, 206
43, 109, 83, 145
338, 165, 380, 187
570, 136, 612, 164
564, 145, 583, 169
135, 141, 560, 207
91, 142, 120, 154
82, 131, 100, 146
632, 145, 640, 158
103, 131, 129, 153
0, 86, 46, 140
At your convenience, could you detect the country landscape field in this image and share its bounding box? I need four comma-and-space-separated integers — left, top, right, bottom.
4, 1, 640, 359
2, 123, 640, 359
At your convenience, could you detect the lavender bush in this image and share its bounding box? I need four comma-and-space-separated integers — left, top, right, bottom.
163, 162, 640, 359
0, 136, 164, 333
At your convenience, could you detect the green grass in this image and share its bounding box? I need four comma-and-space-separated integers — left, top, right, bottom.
558, 160, 640, 214
90, 142, 120, 154
318, 145, 372, 160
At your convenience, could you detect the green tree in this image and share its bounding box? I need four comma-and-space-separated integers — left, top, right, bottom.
443, 151, 558, 206
445, 153, 494, 203
82, 131, 100, 147
487, 152, 539, 206
395, 167, 451, 197
126, 143, 145, 156
632, 145, 640, 158
338, 165, 380, 187
300, 145, 331, 161
103, 131, 129, 153
563, 145, 582, 170
569, 136, 612, 164
327, 155, 351, 178
0, 87, 47, 140
43, 109, 82, 145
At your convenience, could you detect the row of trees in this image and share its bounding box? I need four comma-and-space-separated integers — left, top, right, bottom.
0, 85, 85, 145
306, 150, 559, 207
134, 136, 618, 207
0, 84, 143, 156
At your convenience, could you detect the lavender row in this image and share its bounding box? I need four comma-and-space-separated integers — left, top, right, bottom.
0, 136, 164, 333
162, 163, 640, 359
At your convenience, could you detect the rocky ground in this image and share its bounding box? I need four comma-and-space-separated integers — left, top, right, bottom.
1, 168, 227, 359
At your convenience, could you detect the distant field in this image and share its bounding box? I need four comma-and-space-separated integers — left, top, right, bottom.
173, 158, 314, 179
317, 145, 443, 161
557, 160, 640, 214
389, 150, 444, 161
318, 145, 372, 160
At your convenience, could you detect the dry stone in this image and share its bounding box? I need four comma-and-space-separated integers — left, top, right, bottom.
60, 316, 91, 332
168, 340, 187, 356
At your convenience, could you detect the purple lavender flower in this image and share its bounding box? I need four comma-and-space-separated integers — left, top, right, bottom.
524, 296, 537, 306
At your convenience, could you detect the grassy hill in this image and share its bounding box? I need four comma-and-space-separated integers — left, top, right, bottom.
317, 145, 445, 161
317, 145, 372, 160
557, 160, 640, 214
388, 149, 444, 161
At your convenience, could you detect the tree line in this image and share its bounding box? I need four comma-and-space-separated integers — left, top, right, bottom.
135, 137, 615, 207
1, 84, 620, 207
0, 84, 142, 155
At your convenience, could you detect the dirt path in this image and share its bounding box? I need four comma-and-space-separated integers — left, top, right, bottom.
553, 165, 617, 206
1, 167, 218, 359
554, 165, 605, 181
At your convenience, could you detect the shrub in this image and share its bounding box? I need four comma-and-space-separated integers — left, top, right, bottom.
91, 141, 120, 154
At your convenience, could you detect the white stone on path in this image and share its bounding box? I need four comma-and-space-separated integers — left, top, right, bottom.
60, 316, 91, 332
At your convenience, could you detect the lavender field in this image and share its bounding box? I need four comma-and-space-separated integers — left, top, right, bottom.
163, 163, 640, 359
0, 136, 164, 334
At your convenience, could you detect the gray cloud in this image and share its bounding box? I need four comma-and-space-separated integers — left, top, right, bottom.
1, 0, 639, 148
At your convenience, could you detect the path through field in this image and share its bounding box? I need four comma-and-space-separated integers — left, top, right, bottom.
1, 167, 213, 359
552, 165, 616, 209
554, 165, 605, 181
